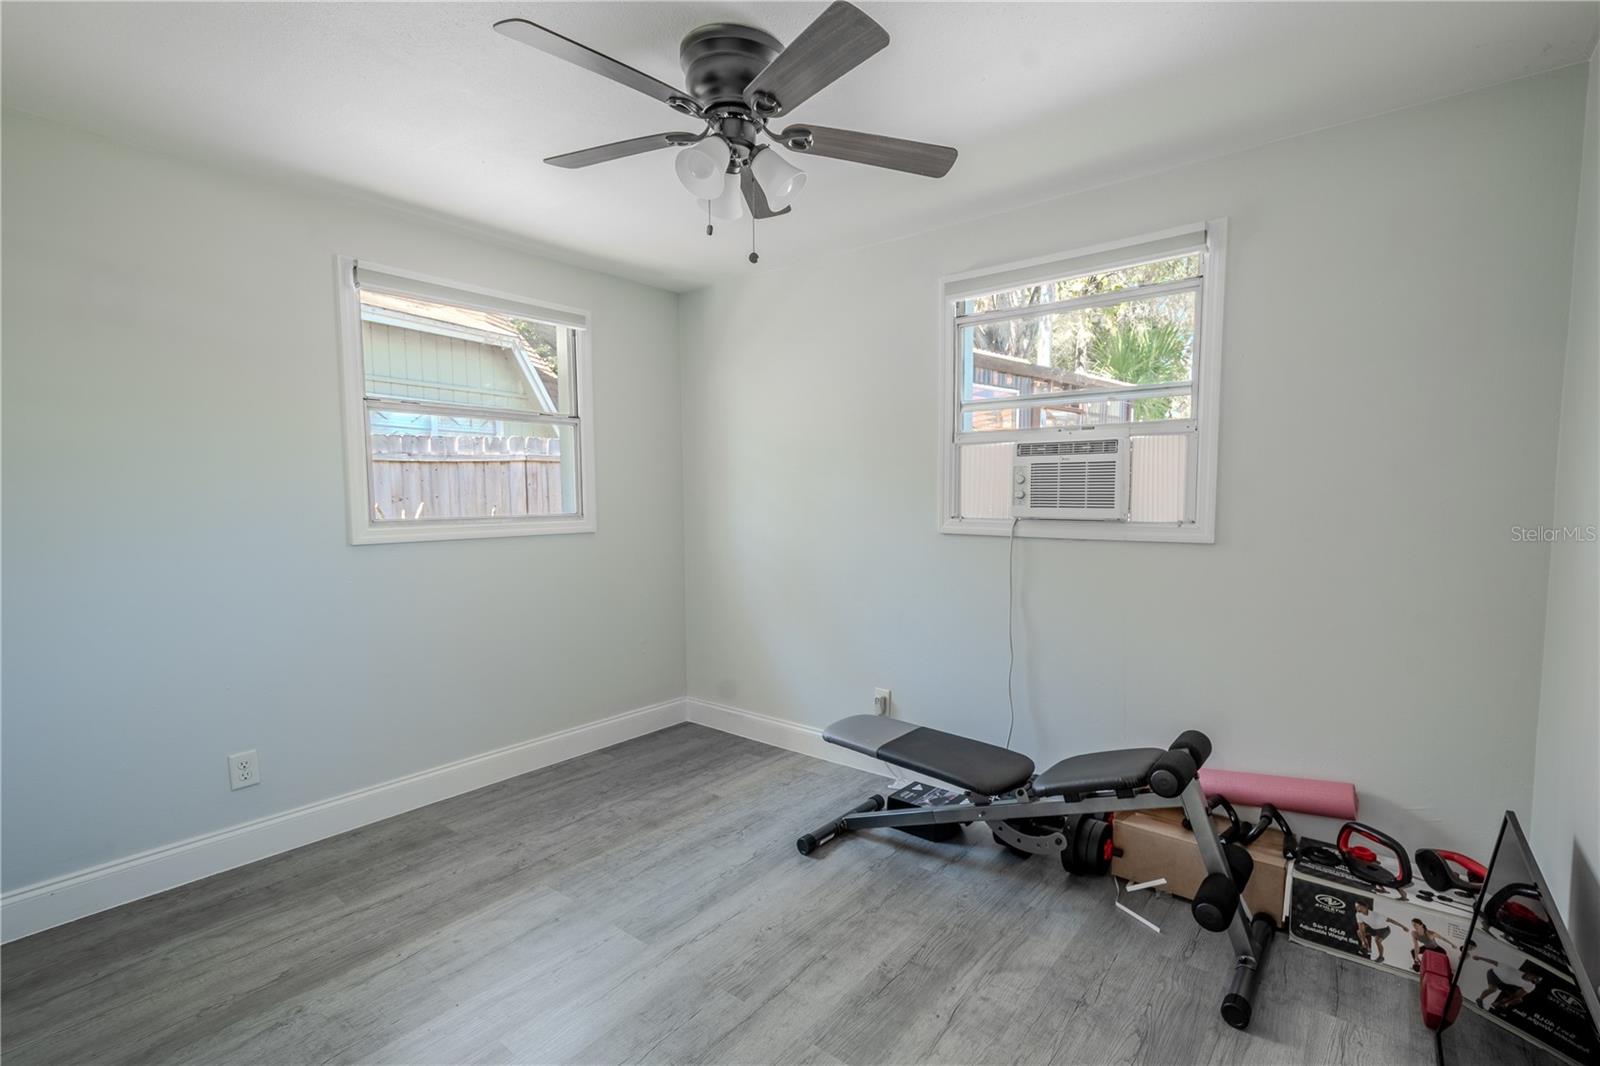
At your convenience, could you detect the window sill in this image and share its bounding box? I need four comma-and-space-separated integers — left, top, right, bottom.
349, 514, 596, 546
939, 516, 1214, 544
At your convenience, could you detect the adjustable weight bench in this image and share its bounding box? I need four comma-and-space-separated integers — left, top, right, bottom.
797, 716, 1276, 1030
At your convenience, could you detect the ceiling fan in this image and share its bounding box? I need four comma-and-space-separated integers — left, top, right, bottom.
493, 1, 957, 258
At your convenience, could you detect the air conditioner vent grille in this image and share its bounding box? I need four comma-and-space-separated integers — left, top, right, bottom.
1027, 459, 1120, 511
1011, 431, 1129, 521
1017, 439, 1120, 457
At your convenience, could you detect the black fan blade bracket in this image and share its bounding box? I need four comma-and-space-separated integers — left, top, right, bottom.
779, 124, 957, 178
745, 1, 890, 117
494, 18, 701, 116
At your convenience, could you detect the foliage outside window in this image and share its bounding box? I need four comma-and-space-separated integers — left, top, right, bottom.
959, 253, 1199, 432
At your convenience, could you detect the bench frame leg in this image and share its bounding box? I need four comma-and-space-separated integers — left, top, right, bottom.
1179, 778, 1274, 1028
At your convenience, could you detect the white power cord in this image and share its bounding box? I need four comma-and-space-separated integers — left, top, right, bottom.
1006, 516, 1019, 750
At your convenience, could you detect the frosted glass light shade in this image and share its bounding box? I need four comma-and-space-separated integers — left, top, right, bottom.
700, 173, 745, 221
674, 140, 732, 198
750, 148, 806, 209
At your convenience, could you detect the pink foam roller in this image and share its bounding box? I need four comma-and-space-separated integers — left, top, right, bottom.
1198, 768, 1357, 820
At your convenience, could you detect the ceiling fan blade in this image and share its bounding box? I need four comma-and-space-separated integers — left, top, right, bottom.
494, 19, 694, 111
745, 2, 889, 117
544, 132, 698, 169
740, 166, 792, 219
780, 125, 957, 177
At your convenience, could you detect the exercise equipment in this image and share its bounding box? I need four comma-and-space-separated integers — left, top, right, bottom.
884, 781, 967, 841
1483, 882, 1558, 953
993, 811, 1113, 875
1197, 767, 1357, 819
1338, 822, 1413, 888
1415, 848, 1486, 896
1418, 946, 1462, 1030
1241, 803, 1298, 856
1293, 835, 1345, 866
798, 716, 1275, 1030
1294, 822, 1415, 887
1195, 798, 1298, 859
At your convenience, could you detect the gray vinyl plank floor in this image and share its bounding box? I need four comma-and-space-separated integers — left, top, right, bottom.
0, 724, 1552, 1065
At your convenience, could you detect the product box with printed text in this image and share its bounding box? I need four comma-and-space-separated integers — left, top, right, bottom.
1457, 911, 1600, 1065
1286, 854, 1475, 979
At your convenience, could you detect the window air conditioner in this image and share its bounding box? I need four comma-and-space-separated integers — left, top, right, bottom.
1011, 431, 1130, 520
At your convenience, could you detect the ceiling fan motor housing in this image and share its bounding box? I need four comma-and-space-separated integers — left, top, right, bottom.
679, 24, 782, 109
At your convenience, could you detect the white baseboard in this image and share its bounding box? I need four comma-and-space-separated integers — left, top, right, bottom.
684, 698, 968, 792
4, 697, 935, 942
1, 698, 685, 943
685, 698, 890, 776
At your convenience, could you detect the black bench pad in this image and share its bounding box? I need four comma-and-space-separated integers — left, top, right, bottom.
823, 715, 1035, 796
1033, 747, 1164, 797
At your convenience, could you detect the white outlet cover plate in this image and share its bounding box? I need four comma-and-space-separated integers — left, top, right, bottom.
229, 749, 259, 790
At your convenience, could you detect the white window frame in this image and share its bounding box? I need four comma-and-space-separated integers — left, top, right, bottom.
334, 256, 597, 545
936, 219, 1228, 544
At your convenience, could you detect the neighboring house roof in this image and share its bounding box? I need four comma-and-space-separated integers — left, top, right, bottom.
360, 290, 559, 413
361, 290, 522, 341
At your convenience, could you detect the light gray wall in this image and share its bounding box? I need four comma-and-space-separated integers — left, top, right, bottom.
4, 61, 1593, 903
1, 111, 686, 890
1532, 45, 1599, 981
680, 66, 1589, 856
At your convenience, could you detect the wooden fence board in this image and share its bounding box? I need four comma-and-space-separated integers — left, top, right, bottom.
368, 433, 567, 521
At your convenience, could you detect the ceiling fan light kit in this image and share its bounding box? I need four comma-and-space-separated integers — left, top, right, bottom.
750, 148, 807, 210
493, 1, 957, 264
674, 138, 732, 198
702, 175, 747, 221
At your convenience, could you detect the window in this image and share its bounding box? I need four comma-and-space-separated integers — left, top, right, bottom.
938, 222, 1226, 542
336, 259, 594, 544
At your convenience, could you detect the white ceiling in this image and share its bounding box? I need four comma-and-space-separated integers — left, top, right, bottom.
4, 2, 1596, 290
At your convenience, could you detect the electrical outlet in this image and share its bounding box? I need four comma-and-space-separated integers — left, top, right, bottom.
228, 750, 260, 790
873, 688, 892, 715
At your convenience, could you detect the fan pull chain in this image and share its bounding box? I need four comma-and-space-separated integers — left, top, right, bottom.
748, 214, 759, 265
705, 199, 713, 237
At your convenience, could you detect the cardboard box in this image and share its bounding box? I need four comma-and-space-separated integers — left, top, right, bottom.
1286, 853, 1475, 979
1458, 921, 1600, 1066
1110, 808, 1289, 926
